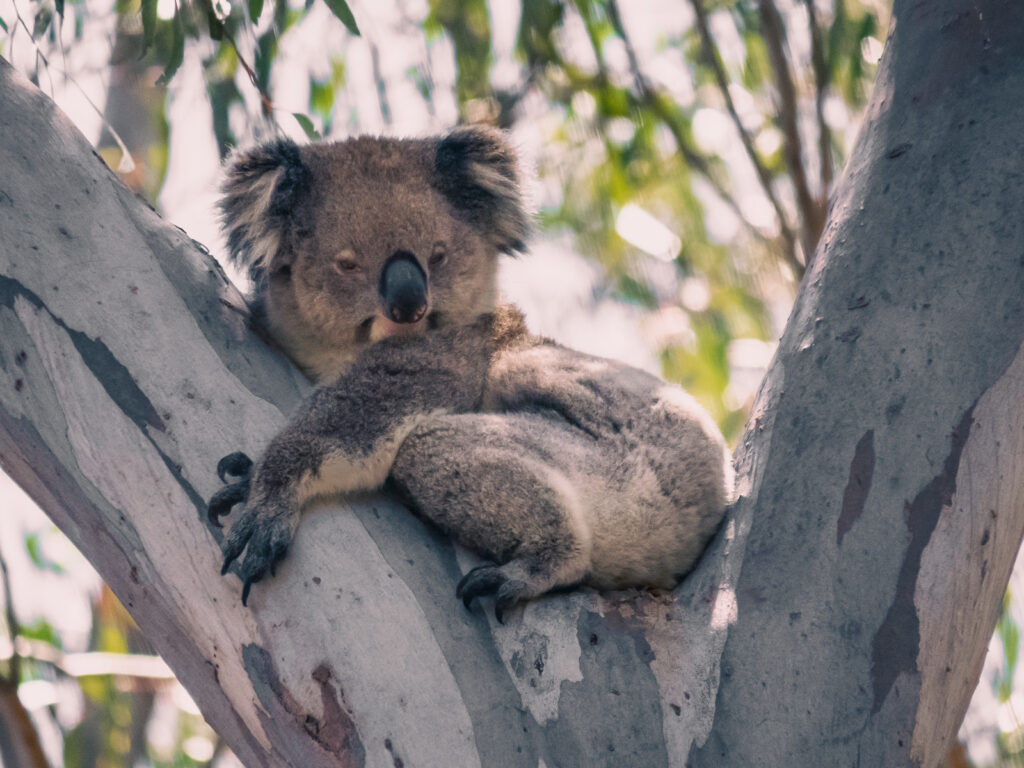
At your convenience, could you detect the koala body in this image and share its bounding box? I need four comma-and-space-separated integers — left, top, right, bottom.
210, 127, 733, 620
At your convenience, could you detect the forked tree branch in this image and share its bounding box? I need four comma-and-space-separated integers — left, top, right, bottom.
2, 3, 1023, 764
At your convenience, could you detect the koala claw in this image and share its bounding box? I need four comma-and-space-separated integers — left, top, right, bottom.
217, 451, 254, 483
220, 502, 294, 607
456, 565, 526, 623
207, 480, 249, 527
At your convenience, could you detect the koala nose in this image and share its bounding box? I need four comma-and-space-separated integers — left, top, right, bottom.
379, 251, 428, 324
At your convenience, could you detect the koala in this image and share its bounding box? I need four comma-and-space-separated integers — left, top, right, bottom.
209, 126, 733, 622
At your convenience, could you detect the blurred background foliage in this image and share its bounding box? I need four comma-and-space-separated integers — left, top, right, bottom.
1, 0, 1011, 766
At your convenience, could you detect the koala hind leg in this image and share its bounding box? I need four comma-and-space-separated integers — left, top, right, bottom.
390, 413, 593, 622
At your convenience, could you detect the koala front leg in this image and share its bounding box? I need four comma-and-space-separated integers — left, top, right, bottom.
214, 332, 492, 605
216, 397, 436, 604
217, 426, 336, 605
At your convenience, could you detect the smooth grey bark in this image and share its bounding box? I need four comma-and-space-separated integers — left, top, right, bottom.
0, 1, 1021, 766
691, 2, 1024, 765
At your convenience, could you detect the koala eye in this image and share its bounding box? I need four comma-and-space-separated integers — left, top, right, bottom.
429, 242, 448, 267
334, 253, 363, 275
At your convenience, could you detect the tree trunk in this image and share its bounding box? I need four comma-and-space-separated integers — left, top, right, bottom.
0, 1, 1021, 765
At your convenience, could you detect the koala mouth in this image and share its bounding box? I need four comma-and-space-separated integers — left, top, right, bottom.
357, 311, 442, 344
369, 312, 428, 342
355, 316, 375, 344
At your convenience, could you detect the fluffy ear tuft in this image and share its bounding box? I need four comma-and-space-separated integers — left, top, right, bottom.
220, 139, 310, 279
434, 126, 530, 255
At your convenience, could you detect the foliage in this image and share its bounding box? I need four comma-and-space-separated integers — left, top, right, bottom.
1, 0, 887, 442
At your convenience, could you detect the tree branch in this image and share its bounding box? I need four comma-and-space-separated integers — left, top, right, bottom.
758, 0, 824, 260
804, 0, 834, 197
2, 3, 1023, 763
604, 0, 797, 271
686, 0, 801, 273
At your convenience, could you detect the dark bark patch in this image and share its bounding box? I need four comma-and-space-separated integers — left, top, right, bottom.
869, 404, 975, 714
886, 143, 913, 159
0, 275, 213, 521
383, 737, 405, 768
310, 663, 364, 761
0, 275, 165, 434
836, 327, 862, 343
837, 430, 875, 547
243, 644, 366, 767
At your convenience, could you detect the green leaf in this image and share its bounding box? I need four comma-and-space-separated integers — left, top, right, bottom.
0, 17, 8, 32
20, 618, 63, 650
32, 5, 53, 38
310, 77, 335, 117
323, 0, 359, 36
292, 112, 321, 140
207, 6, 223, 40
24, 532, 66, 574
55, 0, 64, 19
255, 29, 278, 92
156, 9, 185, 86
25, 532, 44, 569
248, 0, 264, 23
140, 0, 156, 53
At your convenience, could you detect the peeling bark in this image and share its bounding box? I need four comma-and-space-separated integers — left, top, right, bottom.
0, 1, 1022, 765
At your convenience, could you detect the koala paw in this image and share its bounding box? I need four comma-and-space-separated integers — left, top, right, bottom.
217, 451, 254, 483
220, 498, 297, 606
456, 565, 528, 624
207, 480, 250, 527
207, 452, 255, 527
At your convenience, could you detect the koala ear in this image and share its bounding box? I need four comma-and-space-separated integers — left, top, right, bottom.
434, 126, 530, 255
220, 138, 310, 279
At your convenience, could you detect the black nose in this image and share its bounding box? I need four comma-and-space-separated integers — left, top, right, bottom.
379, 251, 428, 324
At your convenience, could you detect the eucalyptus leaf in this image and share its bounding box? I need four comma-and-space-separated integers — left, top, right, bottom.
207, 6, 223, 41
323, 0, 359, 36
24, 532, 66, 574
32, 5, 53, 38
140, 0, 156, 53
293, 112, 322, 141
156, 9, 185, 86
248, 0, 264, 23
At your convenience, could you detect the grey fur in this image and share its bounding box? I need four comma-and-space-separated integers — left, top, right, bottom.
211, 127, 733, 618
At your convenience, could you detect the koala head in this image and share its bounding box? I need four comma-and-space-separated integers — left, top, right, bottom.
220, 126, 529, 383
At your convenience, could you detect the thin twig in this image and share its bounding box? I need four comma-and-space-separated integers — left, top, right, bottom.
201, 0, 274, 117
804, 0, 833, 195
687, 0, 799, 271
759, 0, 822, 259
0, 636, 175, 680
9, 0, 136, 171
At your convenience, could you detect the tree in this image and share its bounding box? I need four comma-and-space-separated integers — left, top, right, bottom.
0, 1, 1022, 766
